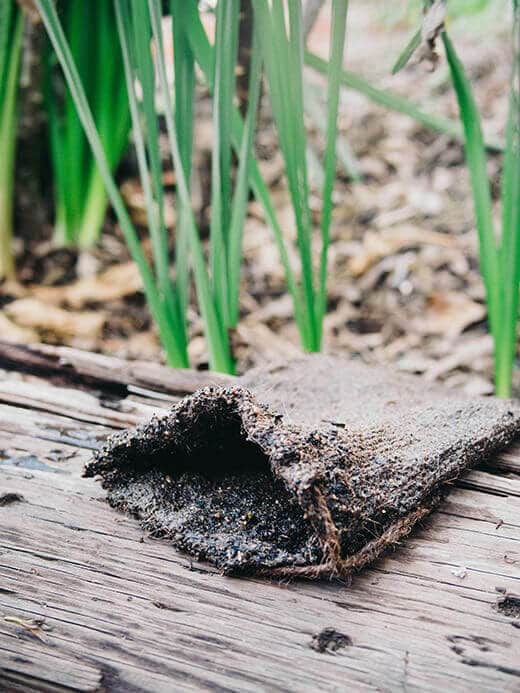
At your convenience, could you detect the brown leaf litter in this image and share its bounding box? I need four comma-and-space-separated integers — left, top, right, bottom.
4, 262, 142, 309
4, 298, 106, 339
2, 4, 514, 387
85, 356, 520, 580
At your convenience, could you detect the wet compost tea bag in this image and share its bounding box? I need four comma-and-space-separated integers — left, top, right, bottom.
85, 356, 520, 579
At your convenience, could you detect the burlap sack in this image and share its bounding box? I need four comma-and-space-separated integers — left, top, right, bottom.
85, 356, 520, 579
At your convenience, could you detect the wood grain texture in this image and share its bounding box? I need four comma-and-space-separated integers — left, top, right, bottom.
0, 355, 519, 692
0, 342, 235, 398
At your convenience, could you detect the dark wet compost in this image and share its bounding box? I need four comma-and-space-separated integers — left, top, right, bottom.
85, 356, 520, 579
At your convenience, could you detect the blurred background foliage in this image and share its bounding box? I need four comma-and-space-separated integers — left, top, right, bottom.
2, 0, 520, 394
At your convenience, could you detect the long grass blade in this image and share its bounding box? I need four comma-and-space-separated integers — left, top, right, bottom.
442, 31, 500, 345
62, 1, 89, 243
45, 1, 130, 247
209, 0, 239, 329
0, 0, 13, 105
317, 0, 348, 343
255, 0, 317, 350
115, 0, 187, 363
305, 50, 503, 152
182, 2, 307, 342
496, 9, 520, 396
148, 0, 233, 373
120, 1, 181, 338
227, 27, 262, 327
171, 0, 195, 320
391, 28, 421, 75
0, 4, 23, 279
78, 0, 130, 248
36, 0, 184, 368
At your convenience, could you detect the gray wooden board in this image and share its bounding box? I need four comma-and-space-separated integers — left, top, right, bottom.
0, 349, 519, 692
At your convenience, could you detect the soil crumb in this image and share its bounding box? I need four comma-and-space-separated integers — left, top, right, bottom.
495, 596, 520, 619
0, 493, 25, 506
310, 628, 352, 654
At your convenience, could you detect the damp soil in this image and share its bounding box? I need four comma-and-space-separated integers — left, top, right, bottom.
125, 468, 320, 571
86, 356, 520, 580
95, 393, 322, 573
495, 596, 520, 620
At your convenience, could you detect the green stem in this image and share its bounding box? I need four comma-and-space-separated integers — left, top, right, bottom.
37, 0, 184, 369
494, 9, 520, 398
442, 31, 501, 347
317, 0, 348, 346
183, 1, 308, 347
0, 10, 23, 280
171, 0, 195, 322
149, 0, 233, 373
77, 173, 109, 249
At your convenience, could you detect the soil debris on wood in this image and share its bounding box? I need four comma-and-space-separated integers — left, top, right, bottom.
0, 492, 25, 506
494, 596, 520, 620
310, 627, 352, 654
85, 355, 520, 579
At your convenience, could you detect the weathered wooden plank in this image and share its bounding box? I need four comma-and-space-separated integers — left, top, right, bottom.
459, 468, 520, 498
0, 378, 161, 428
0, 342, 235, 397
1, 420, 519, 692
1, 348, 520, 692
493, 447, 520, 475
0, 638, 103, 693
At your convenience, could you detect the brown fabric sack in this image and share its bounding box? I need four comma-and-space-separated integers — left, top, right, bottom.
85, 356, 520, 579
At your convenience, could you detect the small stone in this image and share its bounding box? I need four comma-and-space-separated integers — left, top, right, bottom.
451, 567, 468, 579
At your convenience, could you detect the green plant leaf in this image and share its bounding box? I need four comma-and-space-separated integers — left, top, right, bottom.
255, 0, 318, 349
305, 50, 503, 152
148, 0, 234, 373
227, 27, 262, 328
37, 0, 187, 368
442, 31, 499, 341
317, 0, 348, 342
209, 0, 239, 330
391, 27, 421, 74
0, 3, 22, 279
495, 8, 520, 396
182, 1, 307, 345
171, 0, 195, 321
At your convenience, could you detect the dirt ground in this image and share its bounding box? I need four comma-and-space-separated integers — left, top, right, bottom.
1, 2, 514, 393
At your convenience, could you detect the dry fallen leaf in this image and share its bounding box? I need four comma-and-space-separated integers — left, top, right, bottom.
30, 262, 143, 309
0, 312, 39, 343
424, 334, 494, 381
411, 292, 485, 339
5, 298, 106, 339
235, 319, 300, 366
103, 331, 161, 361
347, 226, 456, 277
